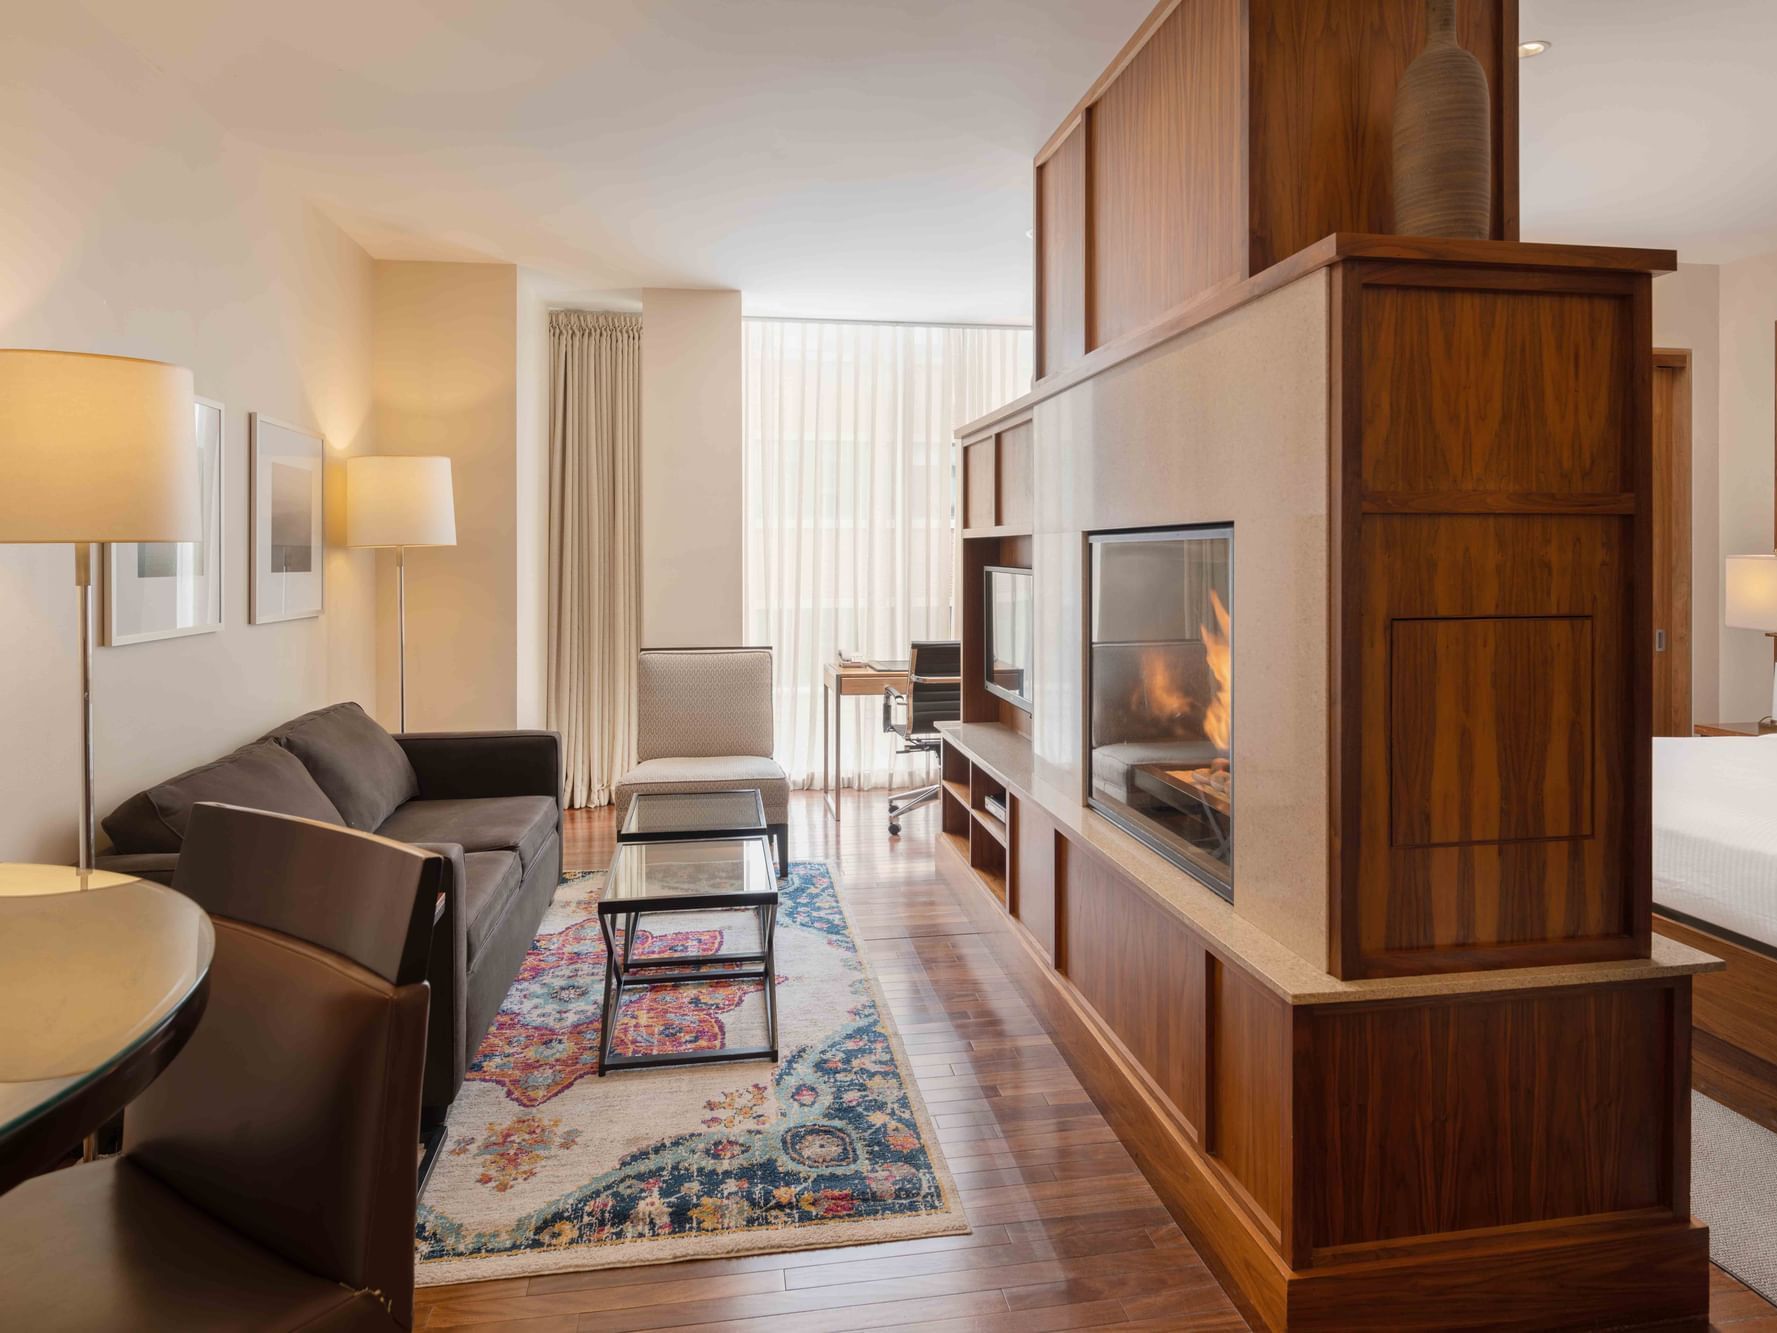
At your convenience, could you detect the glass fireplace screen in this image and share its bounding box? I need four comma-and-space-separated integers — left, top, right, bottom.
1087, 525, 1233, 897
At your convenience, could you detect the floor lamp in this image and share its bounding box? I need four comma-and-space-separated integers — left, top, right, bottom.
0, 350, 199, 873
346, 456, 457, 733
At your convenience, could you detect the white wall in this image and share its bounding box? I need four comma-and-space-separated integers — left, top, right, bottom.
1653, 257, 1777, 723
371, 262, 518, 732
515, 271, 552, 728
1717, 251, 1777, 720
640, 288, 743, 647
1653, 264, 1723, 723
0, 7, 377, 861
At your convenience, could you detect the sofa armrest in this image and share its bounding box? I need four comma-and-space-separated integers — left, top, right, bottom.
411, 840, 469, 1111
95, 852, 180, 887
397, 730, 562, 809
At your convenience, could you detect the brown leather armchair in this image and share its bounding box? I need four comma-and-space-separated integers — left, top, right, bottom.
0, 804, 439, 1331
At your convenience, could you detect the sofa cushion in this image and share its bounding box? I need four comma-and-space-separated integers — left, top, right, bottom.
614, 755, 790, 824
376, 796, 556, 870
264, 702, 418, 833
102, 742, 344, 855
462, 851, 523, 967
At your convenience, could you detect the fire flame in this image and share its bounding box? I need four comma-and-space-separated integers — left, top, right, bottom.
1138, 650, 1196, 720
1200, 588, 1231, 753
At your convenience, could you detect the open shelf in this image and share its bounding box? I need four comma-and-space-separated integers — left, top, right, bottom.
971, 806, 1008, 846
934, 735, 1016, 914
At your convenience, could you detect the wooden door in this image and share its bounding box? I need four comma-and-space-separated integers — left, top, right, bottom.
1652, 349, 1693, 736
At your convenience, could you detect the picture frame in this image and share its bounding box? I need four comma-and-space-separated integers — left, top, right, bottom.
249, 412, 325, 624
103, 395, 225, 646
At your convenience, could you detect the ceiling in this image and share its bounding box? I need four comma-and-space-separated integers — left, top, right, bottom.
77, 0, 1152, 323
1520, 0, 1777, 263
77, 1, 1777, 322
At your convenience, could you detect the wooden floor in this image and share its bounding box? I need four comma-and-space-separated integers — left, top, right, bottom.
415, 793, 1776, 1332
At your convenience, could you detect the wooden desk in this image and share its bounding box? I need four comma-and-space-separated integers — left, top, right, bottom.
822, 661, 909, 821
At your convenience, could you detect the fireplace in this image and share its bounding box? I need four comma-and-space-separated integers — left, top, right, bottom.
1087, 525, 1233, 897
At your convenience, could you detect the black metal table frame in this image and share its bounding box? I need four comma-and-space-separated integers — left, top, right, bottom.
596, 844, 780, 1076
616, 789, 768, 847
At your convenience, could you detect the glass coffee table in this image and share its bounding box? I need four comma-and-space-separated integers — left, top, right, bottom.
619, 789, 767, 844
597, 835, 779, 1075
621, 789, 782, 875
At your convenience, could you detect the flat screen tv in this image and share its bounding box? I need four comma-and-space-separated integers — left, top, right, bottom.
984, 566, 1034, 713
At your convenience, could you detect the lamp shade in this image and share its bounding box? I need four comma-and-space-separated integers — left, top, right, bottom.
1726, 553, 1777, 633
345, 455, 457, 548
0, 350, 199, 543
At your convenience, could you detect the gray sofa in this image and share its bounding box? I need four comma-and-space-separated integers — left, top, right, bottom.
98, 702, 562, 1122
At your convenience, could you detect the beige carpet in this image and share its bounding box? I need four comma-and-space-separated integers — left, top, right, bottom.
1693, 1090, 1777, 1302
415, 861, 967, 1285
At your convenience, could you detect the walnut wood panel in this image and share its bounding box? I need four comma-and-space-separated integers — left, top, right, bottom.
1652, 350, 1693, 736
996, 419, 1034, 533
1295, 982, 1681, 1249
1334, 262, 1653, 977
933, 796, 1712, 1332
963, 436, 995, 531
1010, 794, 1058, 962
1388, 615, 1594, 847
1355, 518, 1633, 966
1286, 1215, 1708, 1333
1359, 283, 1632, 494
1246, 0, 1514, 274
1087, 0, 1245, 350
1057, 838, 1207, 1138
1207, 956, 1289, 1236
1036, 123, 1089, 379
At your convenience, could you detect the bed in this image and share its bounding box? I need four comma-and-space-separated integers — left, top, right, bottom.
1653, 733, 1777, 1132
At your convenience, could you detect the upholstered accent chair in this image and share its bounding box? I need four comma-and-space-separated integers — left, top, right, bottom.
614, 647, 790, 868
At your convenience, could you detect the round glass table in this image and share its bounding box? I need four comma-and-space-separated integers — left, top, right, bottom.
0, 864, 213, 1195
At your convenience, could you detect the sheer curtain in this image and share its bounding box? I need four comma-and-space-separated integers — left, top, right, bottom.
743, 320, 1033, 790
547, 310, 642, 807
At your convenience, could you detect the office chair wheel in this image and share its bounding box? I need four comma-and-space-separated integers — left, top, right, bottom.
888, 821, 902, 836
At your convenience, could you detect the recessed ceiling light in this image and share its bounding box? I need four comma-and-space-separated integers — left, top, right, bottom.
1518, 39, 1551, 57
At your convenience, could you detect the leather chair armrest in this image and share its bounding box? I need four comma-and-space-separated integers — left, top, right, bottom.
411, 840, 468, 1113
397, 730, 562, 811
94, 852, 180, 887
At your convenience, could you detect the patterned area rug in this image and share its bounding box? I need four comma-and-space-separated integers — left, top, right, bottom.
415, 861, 966, 1284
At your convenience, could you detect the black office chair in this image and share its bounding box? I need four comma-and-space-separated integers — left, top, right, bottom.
883, 640, 962, 836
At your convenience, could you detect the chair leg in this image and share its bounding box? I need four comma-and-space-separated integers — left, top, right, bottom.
887, 783, 940, 835
769, 823, 789, 876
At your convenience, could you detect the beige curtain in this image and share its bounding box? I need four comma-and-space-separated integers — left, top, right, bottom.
743, 320, 1033, 789
547, 310, 642, 807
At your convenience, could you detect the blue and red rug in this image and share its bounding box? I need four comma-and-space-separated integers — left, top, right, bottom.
415, 861, 966, 1283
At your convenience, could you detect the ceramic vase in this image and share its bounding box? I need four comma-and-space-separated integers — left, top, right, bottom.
1392, 0, 1492, 239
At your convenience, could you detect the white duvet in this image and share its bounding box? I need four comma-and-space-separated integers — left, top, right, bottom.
1653, 734, 1777, 949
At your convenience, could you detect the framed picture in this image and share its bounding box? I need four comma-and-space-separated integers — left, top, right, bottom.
249, 413, 325, 624
103, 395, 225, 646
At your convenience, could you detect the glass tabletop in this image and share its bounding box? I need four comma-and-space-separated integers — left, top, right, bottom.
620, 789, 767, 837
0, 865, 214, 1141
601, 836, 778, 910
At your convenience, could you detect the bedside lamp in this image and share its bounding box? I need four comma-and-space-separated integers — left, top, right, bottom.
346, 456, 456, 732
0, 350, 199, 872
1726, 552, 1777, 732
